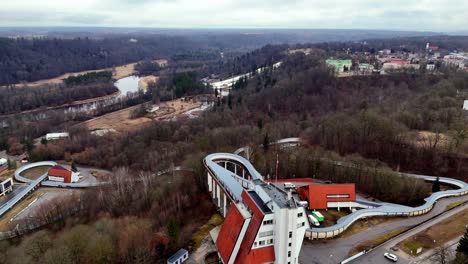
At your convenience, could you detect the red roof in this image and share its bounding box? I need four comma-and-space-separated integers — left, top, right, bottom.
48, 165, 72, 183
216, 204, 246, 263
216, 190, 275, 264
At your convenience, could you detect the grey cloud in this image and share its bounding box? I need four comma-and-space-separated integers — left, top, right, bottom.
0, 0, 467, 31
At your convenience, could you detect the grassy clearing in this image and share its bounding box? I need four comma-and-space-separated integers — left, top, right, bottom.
446, 201, 466, 210
20, 166, 52, 180
0, 169, 15, 182
320, 209, 349, 227
399, 208, 468, 256
339, 216, 406, 238
349, 227, 410, 256
191, 213, 224, 250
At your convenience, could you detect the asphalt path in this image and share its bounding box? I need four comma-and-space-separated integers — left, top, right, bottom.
355, 202, 467, 264
299, 195, 468, 264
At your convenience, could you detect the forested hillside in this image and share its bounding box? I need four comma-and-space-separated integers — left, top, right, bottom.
0, 36, 218, 85
1, 40, 467, 263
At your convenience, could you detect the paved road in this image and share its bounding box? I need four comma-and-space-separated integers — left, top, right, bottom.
355, 202, 467, 264
0, 185, 27, 208
299, 196, 468, 264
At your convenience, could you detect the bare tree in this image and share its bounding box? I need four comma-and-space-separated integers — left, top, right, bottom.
431, 244, 452, 264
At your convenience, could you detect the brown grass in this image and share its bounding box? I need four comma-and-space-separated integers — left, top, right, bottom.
339, 216, 406, 238
83, 98, 202, 133
349, 227, 410, 256
320, 209, 349, 227
138, 75, 159, 90
398, 208, 468, 255
20, 166, 52, 180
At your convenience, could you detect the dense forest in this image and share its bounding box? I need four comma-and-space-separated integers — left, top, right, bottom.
0, 79, 117, 115
0, 36, 219, 86
1, 38, 467, 263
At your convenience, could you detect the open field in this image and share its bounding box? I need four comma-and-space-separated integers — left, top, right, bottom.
398, 208, 468, 256
83, 98, 202, 133
349, 227, 410, 255
138, 75, 159, 89
0, 189, 69, 231
19, 165, 52, 180
9, 62, 138, 88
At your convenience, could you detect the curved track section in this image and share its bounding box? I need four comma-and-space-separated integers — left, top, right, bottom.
307, 174, 468, 239
208, 138, 468, 240
233, 137, 300, 156
14, 161, 57, 183
230, 137, 468, 239
1, 161, 57, 217
204, 153, 263, 202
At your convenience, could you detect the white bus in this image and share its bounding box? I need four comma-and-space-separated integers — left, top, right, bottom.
308, 214, 320, 227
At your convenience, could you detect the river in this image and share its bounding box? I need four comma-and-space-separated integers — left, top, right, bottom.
64, 75, 143, 113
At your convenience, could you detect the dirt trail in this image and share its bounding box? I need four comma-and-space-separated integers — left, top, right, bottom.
6, 62, 138, 88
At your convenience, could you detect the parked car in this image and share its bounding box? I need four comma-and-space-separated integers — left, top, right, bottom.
384, 252, 398, 262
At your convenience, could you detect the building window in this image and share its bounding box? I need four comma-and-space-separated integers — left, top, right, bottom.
259, 240, 265, 246
288, 251, 291, 257
254, 242, 257, 247
259, 231, 274, 237
326, 194, 350, 198
263, 220, 273, 225
288, 242, 292, 247
289, 232, 292, 238
297, 212, 303, 218
267, 239, 273, 245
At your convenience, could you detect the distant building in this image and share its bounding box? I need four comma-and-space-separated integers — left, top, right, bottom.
426, 63, 436, 71
45, 132, 69, 141
443, 52, 468, 69
358, 63, 374, 74
326, 59, 352, 73
155, 59, 169, 68
0, 178, 13, 196
47, 165, 80, 183
297, 184, 356, 210
382, 60, 420, 71
167, 248, 189, 264
463, 100, 468, 111
379, 49, 392, 55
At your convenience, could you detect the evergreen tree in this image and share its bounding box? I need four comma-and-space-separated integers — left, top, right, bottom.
263, 133, 269, 153
71, 160, 78, 172
432, 177, 441, 193
227, 94, 232, 109
257, 118, 263, 130
457, 228, 468, 255
7, 159, 16, 170
167, 219, 179, 244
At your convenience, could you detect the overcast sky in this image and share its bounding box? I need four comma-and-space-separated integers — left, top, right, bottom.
0, 0, 467, 32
